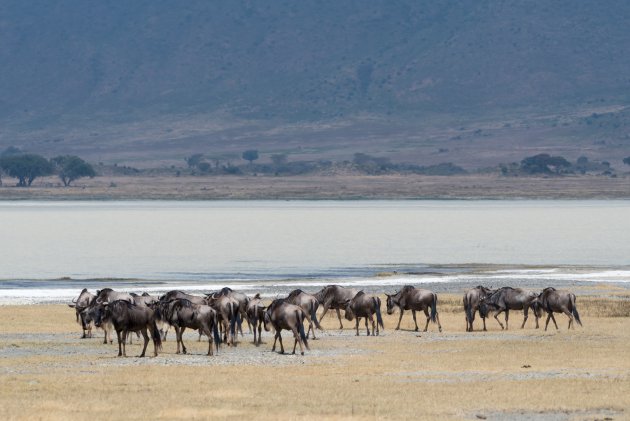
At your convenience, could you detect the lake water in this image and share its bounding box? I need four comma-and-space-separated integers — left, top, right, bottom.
0, 200, 629, 303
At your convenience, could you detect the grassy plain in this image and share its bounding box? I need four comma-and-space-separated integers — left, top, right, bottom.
0, 291, 629, 420
1, 173, 630, 200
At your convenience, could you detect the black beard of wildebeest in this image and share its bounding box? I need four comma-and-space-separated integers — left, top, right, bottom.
246, 294, 266, 346
385, 286, 442, 332
478, 287, 542, 330
285, 289, 321, 339
157, 298, 221, 355
101, 300, 162, 357
314, 285, 359, 329
463, 286, 494, 332
205, 294, 239, 347
343, 291, 385, 336
538, 287, 582, 331
68, 288, 95, 338
263, 299, 309, 355
206, 287, 250, 337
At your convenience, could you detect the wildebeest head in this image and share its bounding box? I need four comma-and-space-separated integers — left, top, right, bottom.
385, 293, 399, 315
343, 299, 355, 321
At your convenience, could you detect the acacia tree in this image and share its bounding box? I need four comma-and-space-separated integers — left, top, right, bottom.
242, 149, 259, 164
0, 153, 53, 186
50, 155, 96, 186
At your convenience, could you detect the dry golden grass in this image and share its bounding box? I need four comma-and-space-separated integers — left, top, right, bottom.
0, 298, 629, 420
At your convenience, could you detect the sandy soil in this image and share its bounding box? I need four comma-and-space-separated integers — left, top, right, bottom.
1, 173, 630, 200
0, 292, 628, 420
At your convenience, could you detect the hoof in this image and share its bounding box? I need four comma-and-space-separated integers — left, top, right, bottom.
301, 352, 304, 356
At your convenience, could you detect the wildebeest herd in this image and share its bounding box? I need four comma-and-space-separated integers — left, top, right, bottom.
68, 285, 582, 358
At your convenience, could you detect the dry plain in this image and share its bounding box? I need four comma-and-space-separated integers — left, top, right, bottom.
0, 290, 629, 421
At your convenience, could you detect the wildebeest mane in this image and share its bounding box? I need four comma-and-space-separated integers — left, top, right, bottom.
286, 289, 304, 300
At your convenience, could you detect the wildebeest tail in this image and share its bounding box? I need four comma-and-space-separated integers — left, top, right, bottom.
570, 294, 582, 326
310, 301, 321, 329
151, 320, 163, 351
212, 312, 221, 352
430, 293, 438, 323
229, 303, 237, 344
463, 295, 473, 324
374, 297, 384, 329
297, 310, 309, 350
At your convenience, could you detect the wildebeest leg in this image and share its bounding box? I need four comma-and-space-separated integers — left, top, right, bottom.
116, 330, 123, 357
550, 313, 559, 330
505, 309, 510, 330
369, 314, 376, 336
139, 328, 149, 358
336, 308, 343, 329
562, 309, 574, 329
174, 326, 182, 354
122, 331, 128, 357
180, 327, 188, 354
365, 317, 370, 336
277, 331, 285, 354
494, 309, 505, 330
395, 310, 404, 330
258, 321, 263, 345
319, 305, 330, 322
435, 312, 443, 333
291, 328, 299, 354
355, 318, 360, 336
544, 312, 552, 331
482, 313, 487, 331
272, 331, 278, 352
422, 309, 430, 332
521, 307, 528, 329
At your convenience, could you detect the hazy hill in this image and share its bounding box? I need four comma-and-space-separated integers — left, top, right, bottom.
1, 0, 629, 167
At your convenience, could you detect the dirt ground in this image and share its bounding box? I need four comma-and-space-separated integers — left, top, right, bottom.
0, 291, 628, 420
1, 173, 630, 200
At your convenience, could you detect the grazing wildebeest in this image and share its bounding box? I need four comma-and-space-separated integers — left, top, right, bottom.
205, 294, 239, 346
463, 285, 494, 332
99, 300, 162, 357
343, 291, 384, 336
81, 300, 115, 344
385, 286, 442, 332
246, 294, 266, 346
68, 288, 95, 338
538, 287, 582, 331
314, 285, 359, 329
263, 299, 309, 355
285, 289, 321, 339
479, 287, 541, 330
158, 299, 221, 355
207, 287, 250, 336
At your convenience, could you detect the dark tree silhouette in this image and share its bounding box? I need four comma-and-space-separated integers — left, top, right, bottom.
242, 150, 259, 164
50, 155, 96, 186
0, 154, 53, 186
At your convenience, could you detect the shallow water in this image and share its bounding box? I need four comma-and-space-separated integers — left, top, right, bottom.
0, 200, 628, 303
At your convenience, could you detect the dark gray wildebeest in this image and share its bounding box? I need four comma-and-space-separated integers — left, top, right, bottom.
479, 287, 542, 330
81, 300, 115, 344
98, 300, 162, 357
246, 293, 267, 346
263, 299, 309, 355
343, 291, 384, 336
68, 288, 96, 338
94, 288, 134, 305
463, 285, 494, 332
131, 292, 159, 307
314, 285, 359, 329
386, 286, 442, 332
207, 287, 250, 336
538, 287, 582, 331
285, 289, 321, 339
157, 290, 207, 340
157, 298, 221, 355
205, 294, 239, 346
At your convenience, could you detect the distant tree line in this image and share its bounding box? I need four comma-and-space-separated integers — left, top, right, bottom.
0, 147, 95, 187
500, 153, 621, 177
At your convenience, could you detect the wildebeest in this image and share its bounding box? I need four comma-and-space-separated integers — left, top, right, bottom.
479, 287, 541, 330
263, 299, 309, 355
538, 287, 582, 330
205, 294, 239, 346
314, 285, 359, 329
385, 286, 442, 332
99, 300, 162, 357
157, 290, 207, 340
463, 285, 494, 332
285, 289, 321, 339
246, 294, 266, 346
207, 287, 250, 336
343, 291, 384, 336
68, 288, 95, 338
158, 298, 221, 355
95, 288, 134, 305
